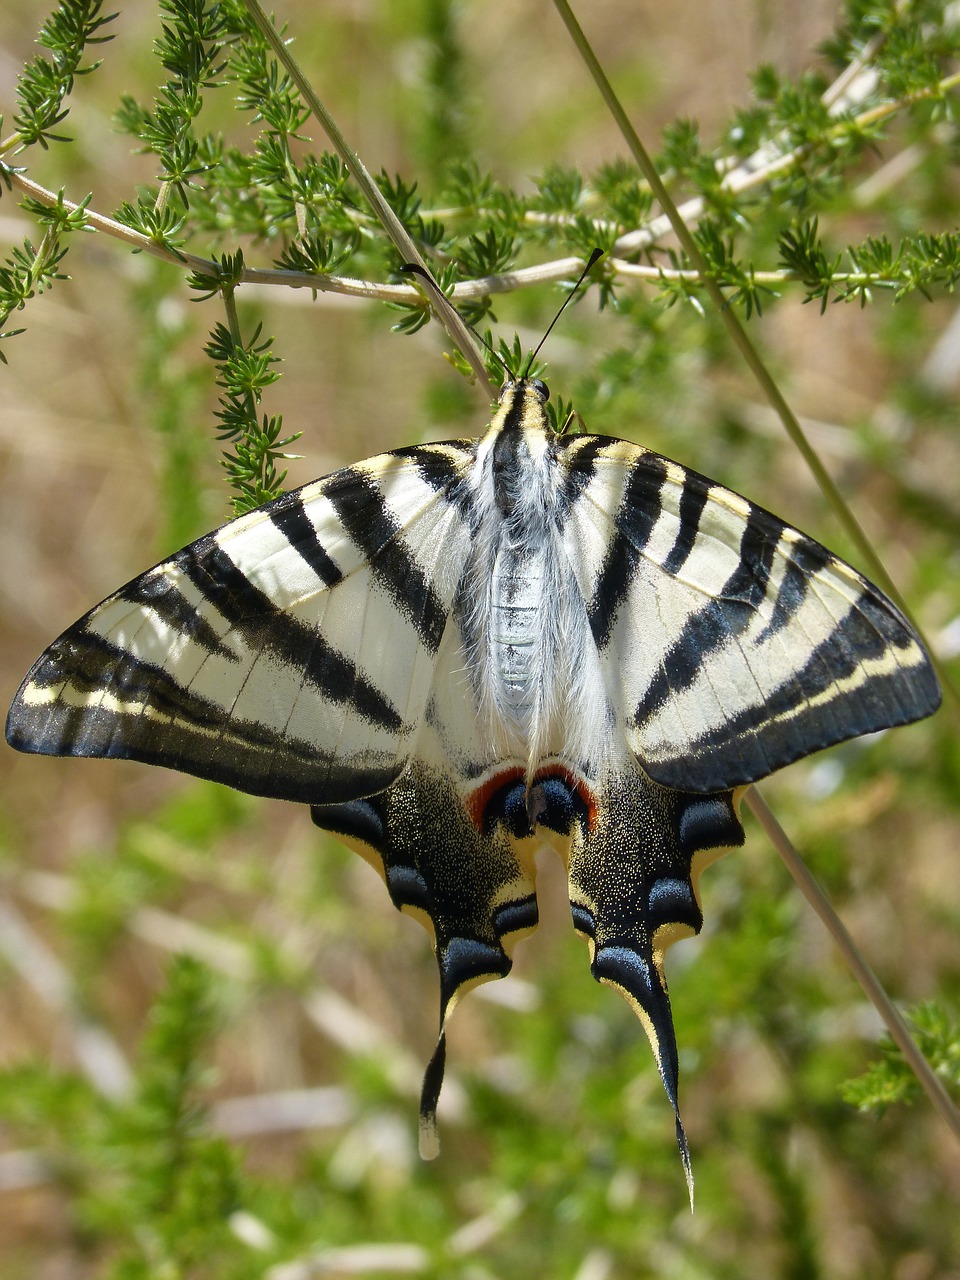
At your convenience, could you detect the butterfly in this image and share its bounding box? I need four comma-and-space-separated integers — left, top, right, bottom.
6, 375, 940, 1193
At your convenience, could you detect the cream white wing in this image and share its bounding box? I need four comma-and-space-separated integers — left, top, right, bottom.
6, 442, 477, 804
557, 435, 940, 793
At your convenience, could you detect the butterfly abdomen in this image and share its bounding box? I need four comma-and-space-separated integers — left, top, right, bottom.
459, 382, 602, 771
488, 540, 545, 719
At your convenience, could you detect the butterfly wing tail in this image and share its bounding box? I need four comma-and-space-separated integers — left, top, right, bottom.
566, 764, 746, 1199
312, 758, 540, 1157
590, 940, 693, 1204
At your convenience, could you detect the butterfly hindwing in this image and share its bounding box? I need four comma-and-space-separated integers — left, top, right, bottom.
559, 761, 743, 1186
6, 442, 477, 805
312, 617, 542, 1155
557, 436, 940, 792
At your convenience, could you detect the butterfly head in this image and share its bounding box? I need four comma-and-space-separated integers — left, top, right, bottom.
498, 375, 548, 402
490, 377, 553, 441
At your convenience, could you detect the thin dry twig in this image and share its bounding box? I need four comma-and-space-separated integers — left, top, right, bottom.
745, 787, 960, 1145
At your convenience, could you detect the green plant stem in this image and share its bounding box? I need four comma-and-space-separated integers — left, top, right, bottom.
239, 0, 494, 394
551, 0, 958, 715
219, 284, 261, 430
745, 786, 960, 1146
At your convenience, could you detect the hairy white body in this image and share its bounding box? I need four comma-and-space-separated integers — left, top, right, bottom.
462, 381, 602, 776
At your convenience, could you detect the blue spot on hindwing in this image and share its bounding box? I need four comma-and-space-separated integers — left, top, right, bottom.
647, 876, 701, 933
440, 936, 511, 1006
678, 796, 744, 857
386, 864, 432, 912
570, 901, 596, 938
493, 896, 539, 938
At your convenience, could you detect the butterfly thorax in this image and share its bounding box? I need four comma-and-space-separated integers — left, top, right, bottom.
459, 380, 598, 775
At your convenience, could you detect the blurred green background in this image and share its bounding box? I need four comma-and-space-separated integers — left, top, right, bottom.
0, 1, 958, 1276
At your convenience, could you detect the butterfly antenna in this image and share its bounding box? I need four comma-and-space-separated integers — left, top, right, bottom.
523, 247, 604, 376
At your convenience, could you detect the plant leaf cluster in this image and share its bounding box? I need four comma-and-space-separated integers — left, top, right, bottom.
197, 254, 301, 512
0, 958, 250, 1279
0, 189, 92, 360
7, 0, 117, 151
841, 1002, 960, 1113
780, 218, 960, 307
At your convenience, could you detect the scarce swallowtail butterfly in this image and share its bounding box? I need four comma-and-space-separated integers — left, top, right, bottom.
6, 375, 941, 1191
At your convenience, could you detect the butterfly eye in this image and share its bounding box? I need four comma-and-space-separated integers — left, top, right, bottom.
530, 378, 549, 401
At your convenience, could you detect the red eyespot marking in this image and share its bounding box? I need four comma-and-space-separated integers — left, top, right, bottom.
463, 762, 599, 835
534, 764, 599, 832
464, 766, 527, 831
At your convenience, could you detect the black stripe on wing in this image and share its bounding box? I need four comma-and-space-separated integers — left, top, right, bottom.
125, 568, 236, 658
175, 538, 405, 732
662, 480, 709, 575
270, 496, 343, 587
410, 441, 478, 499
587, 454, 668, 649
753, 534, 830, 644
5, 629, 402, 804
324, 468, 449, 652
556, 435, 606, 517
631, 502, 784, 727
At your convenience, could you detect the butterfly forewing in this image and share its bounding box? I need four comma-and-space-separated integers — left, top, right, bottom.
557, 439, 940, 793
7, 443, 477, 805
